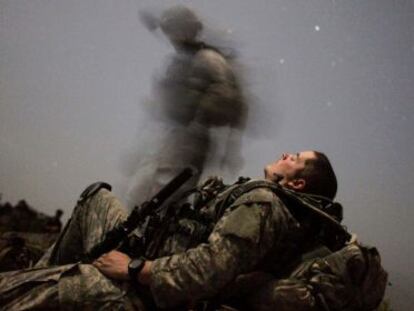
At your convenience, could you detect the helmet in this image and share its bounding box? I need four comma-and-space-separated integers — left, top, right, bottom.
160, 5, 202, 43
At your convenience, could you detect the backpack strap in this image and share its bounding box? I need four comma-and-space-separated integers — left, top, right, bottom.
215, 179, 351, 248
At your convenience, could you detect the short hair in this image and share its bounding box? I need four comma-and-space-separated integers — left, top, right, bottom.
296, 151, 338, 199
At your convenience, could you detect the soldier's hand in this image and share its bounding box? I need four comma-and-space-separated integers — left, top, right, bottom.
92, 250, 130, 280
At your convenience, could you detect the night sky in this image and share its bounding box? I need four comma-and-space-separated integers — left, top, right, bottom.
1, 0, 413, 308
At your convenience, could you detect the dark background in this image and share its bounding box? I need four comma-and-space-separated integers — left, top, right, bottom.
1, 1, 413, 308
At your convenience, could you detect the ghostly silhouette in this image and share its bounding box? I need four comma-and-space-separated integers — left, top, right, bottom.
126, 6, 248, 206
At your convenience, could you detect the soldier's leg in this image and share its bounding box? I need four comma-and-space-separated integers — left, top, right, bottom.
0, 263, 145, 311
58, 264, 147, 310
0, 265, 66, 310
37, 187, 128, 266
0, 187, 148, 310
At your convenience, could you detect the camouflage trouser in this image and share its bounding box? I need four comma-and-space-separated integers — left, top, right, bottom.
0, 189, 146, 310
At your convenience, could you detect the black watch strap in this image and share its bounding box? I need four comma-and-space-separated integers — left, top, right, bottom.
128, 257, 145, 284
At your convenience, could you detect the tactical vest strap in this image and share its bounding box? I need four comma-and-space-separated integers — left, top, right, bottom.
213, 179, 272, 222
216, 179, 351, 248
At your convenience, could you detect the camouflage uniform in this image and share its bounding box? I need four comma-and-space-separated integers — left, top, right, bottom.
241, 241, 387, 311
0, 180, 314, 310
0, 189, 138, 310
148, 182, 307, 308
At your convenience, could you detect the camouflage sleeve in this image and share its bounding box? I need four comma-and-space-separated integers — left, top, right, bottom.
149, 188, 288, 308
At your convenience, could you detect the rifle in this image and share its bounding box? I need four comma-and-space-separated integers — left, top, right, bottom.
82, 167, 194, 263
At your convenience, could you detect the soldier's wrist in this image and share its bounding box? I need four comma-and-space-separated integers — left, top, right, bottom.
137, 260, 153, 285
128, 257, 145, 285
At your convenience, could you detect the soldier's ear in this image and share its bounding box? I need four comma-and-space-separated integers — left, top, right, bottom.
287, 178, 306, 191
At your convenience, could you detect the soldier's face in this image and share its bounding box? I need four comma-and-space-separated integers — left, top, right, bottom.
264, 151, 316, 189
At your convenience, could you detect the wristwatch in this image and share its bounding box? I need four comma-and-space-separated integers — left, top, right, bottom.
128, 257, 145, 284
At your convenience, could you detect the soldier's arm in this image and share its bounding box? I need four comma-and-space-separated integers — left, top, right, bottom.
146, 188, 289, 308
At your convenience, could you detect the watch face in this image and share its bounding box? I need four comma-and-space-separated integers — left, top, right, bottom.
129, 258, 144, 270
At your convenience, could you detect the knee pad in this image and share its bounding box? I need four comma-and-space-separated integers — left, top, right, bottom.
77, 182, 112, 204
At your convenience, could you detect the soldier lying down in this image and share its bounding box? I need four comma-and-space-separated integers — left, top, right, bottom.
0, 150, 387, 310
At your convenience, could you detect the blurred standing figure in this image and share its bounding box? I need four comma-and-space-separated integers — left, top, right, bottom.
127, 5, 248, 206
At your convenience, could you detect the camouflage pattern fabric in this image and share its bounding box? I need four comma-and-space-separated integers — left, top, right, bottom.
0, 189, 144, 310
242, 273, 319, 311
149, 185, 307, 308
0, 180, 309, 310
241, 242, 387, 311
1, 179, 382, 311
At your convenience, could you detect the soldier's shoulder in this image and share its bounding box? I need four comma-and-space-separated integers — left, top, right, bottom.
231, 179, 282, 207
193, 48, 228, 70
195, 48, 224, 59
